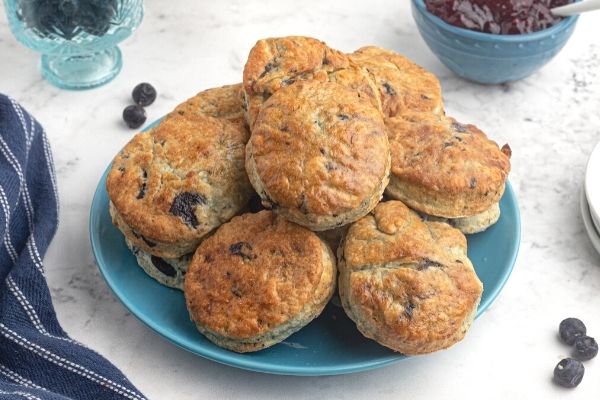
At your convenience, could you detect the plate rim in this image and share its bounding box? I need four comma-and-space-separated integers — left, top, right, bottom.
580, 186, 600, 255
90, 170, 520, 376
585, 141, 600, 228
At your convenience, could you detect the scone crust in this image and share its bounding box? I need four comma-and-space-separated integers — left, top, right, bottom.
184, 211, 336, 352
242, 36, 381, 128
107, 95, 253, 258
349, 46, 444, 117
385, 113, 511, 218
174, 83, 245, 125
246, 80, 390, 231
338, 200, 483, 355
109, 201, 197, 259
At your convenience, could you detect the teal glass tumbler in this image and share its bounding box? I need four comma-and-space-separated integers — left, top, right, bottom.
3, 0, 143, 90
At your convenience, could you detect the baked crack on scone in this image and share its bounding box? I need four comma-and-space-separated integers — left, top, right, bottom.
349, 46, 444, 117
107, 84, 254, 259
242, 36, 381, 128
184, 210, 336, 352
245, 80, 391, 231
384, 112, 511, 232
338, 200, 483, 355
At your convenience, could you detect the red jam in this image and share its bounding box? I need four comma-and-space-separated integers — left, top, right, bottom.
424, 0, 573, 34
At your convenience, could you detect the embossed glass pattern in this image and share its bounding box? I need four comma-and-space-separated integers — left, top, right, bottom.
4, 0, 144, 89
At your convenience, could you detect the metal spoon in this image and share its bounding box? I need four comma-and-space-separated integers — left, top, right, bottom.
552, 0, 600, 16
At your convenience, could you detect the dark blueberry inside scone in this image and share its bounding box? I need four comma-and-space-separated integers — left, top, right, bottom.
125, 238, 191, 290
169, 192, 207, 228
184, 210, 336, 353
338, 200, 483, 355
245, 80, 390, 231
106, 84, 254, 259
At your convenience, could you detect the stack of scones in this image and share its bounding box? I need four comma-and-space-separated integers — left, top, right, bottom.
107, 36, 511, 355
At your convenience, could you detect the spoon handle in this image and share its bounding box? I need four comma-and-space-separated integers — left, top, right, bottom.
552, 0, 600, 16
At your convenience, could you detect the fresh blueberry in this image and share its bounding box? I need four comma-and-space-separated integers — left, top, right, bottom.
150, 256, 176, 278
559, 318, 586, 345
573, 336, 598, 361
122, 105, 146, 129
553, 358, 584, 388
132, 83, 157, 107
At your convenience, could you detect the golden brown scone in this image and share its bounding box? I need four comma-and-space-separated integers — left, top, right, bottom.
242, 36, 381, 128
174, 83, 245, 126
338, 200, 483, 355
385, 112, 511, 221
184, 210, 336, 352
349, 46, 444, 117
245, 80, 390, 231
107, 95, 253, 259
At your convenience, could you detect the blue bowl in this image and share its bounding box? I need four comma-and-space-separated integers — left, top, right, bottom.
411, 0, 579, 84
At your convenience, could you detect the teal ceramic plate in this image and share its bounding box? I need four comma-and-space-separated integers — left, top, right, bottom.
90, 158, 520, 376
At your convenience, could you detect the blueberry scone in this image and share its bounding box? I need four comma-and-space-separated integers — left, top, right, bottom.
242, 36, 381, 128
338, 200, 483, 355
384, 113, 511, 234
107, 84, 254, 266
349, 46, 511, 233
245, 80, 390, 231
184, 210, 336, 352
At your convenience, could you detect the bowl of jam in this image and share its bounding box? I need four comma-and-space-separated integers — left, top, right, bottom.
411, 0, 579, 84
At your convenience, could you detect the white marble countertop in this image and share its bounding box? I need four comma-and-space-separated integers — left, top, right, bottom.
1, 0, 600, 398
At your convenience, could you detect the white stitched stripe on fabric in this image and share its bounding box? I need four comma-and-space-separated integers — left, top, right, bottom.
0, 324, 145, 400
0, 185, 20, 263
0, 390, 42, 400
26, 111, 35, 154
19, 192, 45, 274
0, 389, 42, 400
0, 185, 43, 275
0, 132, 25, 181
7, 117, 44, 274
0, 390, 41, 400
6, 276, 80, 345
6, 277, 46, 333
25, 241, 44, 274
0, 364, 47, 391
0, 129, 45, 274
9, 99, 31, 151
40, 130, 60, 217
0, 137, 45, 275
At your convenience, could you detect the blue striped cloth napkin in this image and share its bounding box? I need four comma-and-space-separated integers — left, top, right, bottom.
0, 94, 146, 400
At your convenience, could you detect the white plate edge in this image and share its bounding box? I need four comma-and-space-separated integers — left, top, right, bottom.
584, 140, 600, 227
580, 186, 600, 255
